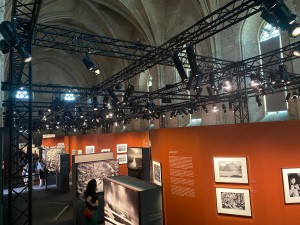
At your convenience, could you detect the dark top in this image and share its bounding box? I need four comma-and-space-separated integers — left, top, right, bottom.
85, 192, 98, 210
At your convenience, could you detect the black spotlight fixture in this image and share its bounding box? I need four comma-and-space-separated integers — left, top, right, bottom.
285, 92, 291, 102
255, 95, 262, 106
172, 52, 188, 82
0, 39, 9, 54
201, 105, 208, 114
186, 45, 203, 89
122, 84, 135, 104
222, 103, 227, 113
92, 96, 98, 111
106, 87, 120, 104
82, 53, 100, 75
293, 45, 300, 57
279, 64, 290, 84
0, 21, 32, 62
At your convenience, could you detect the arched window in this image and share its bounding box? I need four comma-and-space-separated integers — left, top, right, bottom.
259, 22, 287, 113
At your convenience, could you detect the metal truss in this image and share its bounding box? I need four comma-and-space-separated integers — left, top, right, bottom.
3, 1, 42, 225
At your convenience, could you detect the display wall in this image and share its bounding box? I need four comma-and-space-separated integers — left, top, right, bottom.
150, 120, 300, 225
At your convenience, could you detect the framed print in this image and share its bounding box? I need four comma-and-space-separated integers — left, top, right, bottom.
117, 154, 128, 164
116, 144, 127, 154
85, 146, 95, 154
213, 157, 248, 183
152, 161, 162, 186
72, 150, 76, 155
216, 188, 252, 217
78, 150, 82, 155
57, 143, 64, 147
101, 149, 111, 153
282, 168, 300, 204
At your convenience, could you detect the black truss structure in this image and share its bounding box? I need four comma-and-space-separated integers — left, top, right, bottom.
3, 1, 42, 225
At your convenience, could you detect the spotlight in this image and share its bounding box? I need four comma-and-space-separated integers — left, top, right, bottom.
209, 72, 216, 89
92, 96, 98, 110
15, 45, 32, 62
285, 92, 291, 102
291, 91, 298, 99
0, 21, 19, 46
269, 71, 277, 84
106, 87, 120, 104
172, 52, 188, 82
250, 73, 261, 87
256, 95, 262, 106
0, 39, 9, 54
201, 105, 208, 114
195, 87, 202, 100
82, 53, 100, 74
222, 103, 227, 113
229, 101, 234, 112
293, 46, 300, 57
279, 64, 290, 84
122, 84, 135, 104
212, 104, 219, 112
186, 45, 203, 89
288, 23, 300, 37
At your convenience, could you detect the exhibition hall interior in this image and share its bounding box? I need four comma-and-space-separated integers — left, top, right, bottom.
0, 0, 300, 225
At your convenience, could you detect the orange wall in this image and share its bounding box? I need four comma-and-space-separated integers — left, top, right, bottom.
150, 120, 300, 225
41, 131, 150, 175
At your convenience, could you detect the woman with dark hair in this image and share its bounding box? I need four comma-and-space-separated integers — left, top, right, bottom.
80, 179, 99, 225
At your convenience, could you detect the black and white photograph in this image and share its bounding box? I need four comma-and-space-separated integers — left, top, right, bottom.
216, 188, 251, 217
42, 148, 64, 173
213, 157, 248, 183
127, 148, 143, 170
116, 143, 127, 153
76, 159, 119, 195
282, 168, 300, 204
78, 149, 82, 154
153, 161, 162, 186
85, 145, 95, 154
117, 154, 128, 165
101, 149, 111, 153
104, 178, 139, 225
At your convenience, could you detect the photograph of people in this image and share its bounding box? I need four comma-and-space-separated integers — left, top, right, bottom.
288, 174, 300, 197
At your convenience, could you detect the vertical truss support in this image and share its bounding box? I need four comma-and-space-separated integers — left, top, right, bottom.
4, 1, 42, 225
232, 64, 250, 123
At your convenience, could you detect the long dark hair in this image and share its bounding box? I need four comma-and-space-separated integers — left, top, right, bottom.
84, 179, 97, 197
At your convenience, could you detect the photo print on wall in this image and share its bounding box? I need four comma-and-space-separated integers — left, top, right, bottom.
117, 154, 128, 165
85, 146, 95, 154
282, 168, 300, 204
152, 161, 162, 186
213, 157, 248, 183
216, 188, 252, 217
116, 144, 127, 153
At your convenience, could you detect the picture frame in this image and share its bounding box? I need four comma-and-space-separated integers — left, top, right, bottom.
152, 161, 162, 186
78, 150, 82, 155
57, 143, 65, 147
213, 157, 248, 184
85, 146, 95, 154
117, 154, 128, 164
116, 144, 127, 154
101, 149, 111, 153
282, 168, 300, 204
216, 188, 252, 217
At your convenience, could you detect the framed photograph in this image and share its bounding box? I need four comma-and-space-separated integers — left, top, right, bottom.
116, 144, 127, 154
213, 157, 248, 184
78, 150, 82, 155
117, 154, 128, 164
72, 150, 76, 155
101, 149, 111, 153
152, 161, 162, 186
85, 146, 95, 154
216, 188, 252, 217
282, 168, 300, 204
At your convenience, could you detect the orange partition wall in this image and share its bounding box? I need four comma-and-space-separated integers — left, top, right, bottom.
150, 120, 300, 225
42, 136, 64, 147
114, 131, 150, 175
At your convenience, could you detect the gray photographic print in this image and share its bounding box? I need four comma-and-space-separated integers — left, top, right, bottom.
216, 188, 251, 217
218, 161, 242, 178
213, 157, 248, 183
221, 192, 245, 210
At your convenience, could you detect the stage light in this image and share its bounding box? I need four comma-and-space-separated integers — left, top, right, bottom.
0, 39, 9, 54
195, 87, 202, 100
209, 72, 216, 89
250, 73, 261, 87
206, 86, 213, 98
285, 92, 291, 102
93, 96, 98, 110
64, 93, 75, 101
122, 84, 135, 104
15, 45, 32, 62
279, 64, 290, 84
186, 45, 203, 89
293, 46, 300, 57
288, 23, 300, 37
106, 87, 120, 104
15, 87, 29, 99
269, 71, 277, 84
291, 91, 298, 99
82, 53, 100, 75
256, 95, 262, 106
172, 52, 188, 82
229, 101, 234, 112
201, 105, 208, 114
222, 103, 227, 113
212, 104, 219, 112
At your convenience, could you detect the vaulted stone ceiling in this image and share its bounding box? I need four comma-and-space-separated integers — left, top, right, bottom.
25, 0, 216, 91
